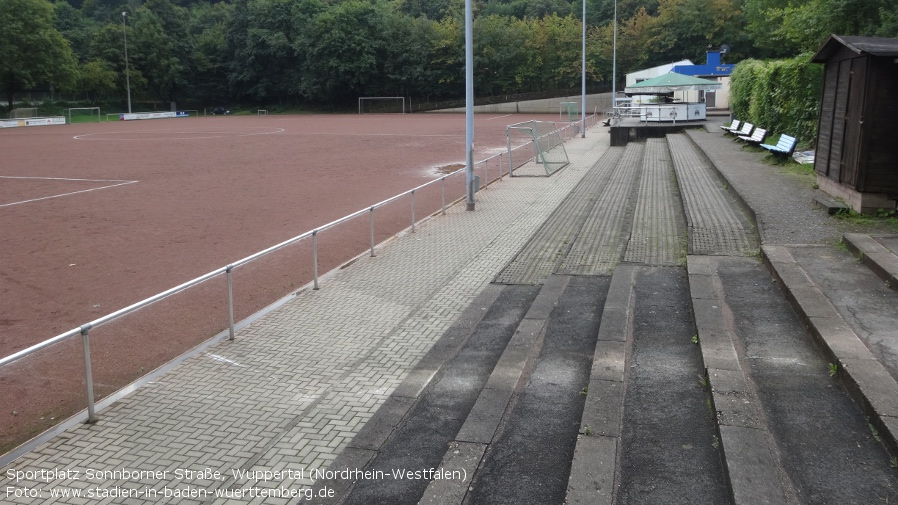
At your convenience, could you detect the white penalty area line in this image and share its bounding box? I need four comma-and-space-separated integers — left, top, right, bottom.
0, 176, 138, 208
73, 128, 286, 140
486, 114, 514, 120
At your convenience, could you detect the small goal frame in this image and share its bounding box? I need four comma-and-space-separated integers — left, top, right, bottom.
10, 107, 38, 119
506, 120, 570, 176
67, 107, 102, 123
358, 97, 407, 114
559, 102, 579, 122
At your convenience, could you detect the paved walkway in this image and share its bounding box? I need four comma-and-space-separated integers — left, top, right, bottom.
0, 130, 611, 503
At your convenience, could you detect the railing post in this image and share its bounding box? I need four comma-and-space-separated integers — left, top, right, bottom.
441, 178, 446, 215
312, 230, 319, 290
226, 265, 235, 340
81, 324, 97, 423
369, 207, 375, 257
411, 190, 416, 233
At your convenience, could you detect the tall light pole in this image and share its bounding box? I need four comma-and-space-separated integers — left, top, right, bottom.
122, 11, 132, 114
581, 0, 586, 138
612, 0, 618, 116
464, 0, 474, 210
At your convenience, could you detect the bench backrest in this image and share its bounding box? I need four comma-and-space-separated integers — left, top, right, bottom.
738, 122, 754, 135
777, 134, 797, 151
727, 119, 741, 130
748, 128, 766, 141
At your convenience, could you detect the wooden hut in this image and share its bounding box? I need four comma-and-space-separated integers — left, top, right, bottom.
812, 34, 898, 213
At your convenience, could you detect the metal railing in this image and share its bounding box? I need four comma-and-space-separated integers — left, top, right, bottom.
0, 115, 599, 424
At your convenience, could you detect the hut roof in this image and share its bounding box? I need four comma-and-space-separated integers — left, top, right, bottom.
812, 34, 898, 62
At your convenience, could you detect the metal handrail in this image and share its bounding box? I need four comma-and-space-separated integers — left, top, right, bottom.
0, 116, 597, 423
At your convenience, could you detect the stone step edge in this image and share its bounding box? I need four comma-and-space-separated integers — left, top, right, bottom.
843, 233, 898, 293
687, 254, 790, 505
418, 274, 572, 505
763, 244, 898, 459
563, 264, 637, 505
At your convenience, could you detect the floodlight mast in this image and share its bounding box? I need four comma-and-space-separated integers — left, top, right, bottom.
581, 0, 586, 138
612, 0, 618, 111
465, 0, 474, 210
122, 12, 132, 114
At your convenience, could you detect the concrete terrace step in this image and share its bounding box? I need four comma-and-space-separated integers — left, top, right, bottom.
494, 147, 624, 285
309, 283, 542, 504
623, 138, 687, 266
667, 133, 757, 256
764, 244, 898, 459
844, 233, 898, 292
556, 143, 643, 275
691, 252, 898, 504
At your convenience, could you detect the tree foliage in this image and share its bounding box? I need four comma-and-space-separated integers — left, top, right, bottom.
7, 0, 898, 110
0, 0, 78, 107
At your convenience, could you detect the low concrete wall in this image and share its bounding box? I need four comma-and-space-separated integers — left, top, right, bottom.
436, 93, 613, 115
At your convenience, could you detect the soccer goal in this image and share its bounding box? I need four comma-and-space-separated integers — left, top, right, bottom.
560, 102, 579, 122
67, 107, 101, 123
358, 97, 406, 114
257, 109, 268, 116
10, 107, 37, 119
507, 120, 570, 176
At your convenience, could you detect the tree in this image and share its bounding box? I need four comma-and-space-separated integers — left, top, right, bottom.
765, 0, 892, 52
188, 2, 234, 103
130, 7, 187, 102
473, 15, 529, 95
53, 0, 98, 62
0, 0, 78, 108
301, 0, 393, 102
428, 17, 464, 99
76, 59, 118, 103
87, 22, 148, 104
227, 0, 311, 102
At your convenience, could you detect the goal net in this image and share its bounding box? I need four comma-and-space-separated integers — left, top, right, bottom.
67, 107, 101, 123
506, 120, 570, 176
358, 97, 406, 114
560, 102, 578, 122
10, 107, 37, 119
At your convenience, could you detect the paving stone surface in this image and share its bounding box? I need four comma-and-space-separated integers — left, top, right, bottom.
557, 143, 643, 275
494, 146, 623, 285
667, 133, 756, 256
0, 130, 610, 504
623, 138, 686, 266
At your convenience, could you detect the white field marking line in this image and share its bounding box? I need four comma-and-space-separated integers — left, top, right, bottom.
0, 176, 138, 208
487, 114, 514, 120
73, 127, 285, 140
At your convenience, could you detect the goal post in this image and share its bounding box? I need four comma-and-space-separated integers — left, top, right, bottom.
358, 97, 406, 114
67, 107, 101, 123
506, 120, 570, 176
559, 101, 578, 122
10, 107, 38, 119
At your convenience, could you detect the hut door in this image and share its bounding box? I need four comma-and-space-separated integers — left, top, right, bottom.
840, 58, 868, 188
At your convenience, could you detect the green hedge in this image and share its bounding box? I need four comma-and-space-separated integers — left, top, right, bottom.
729, 54, 823, 147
